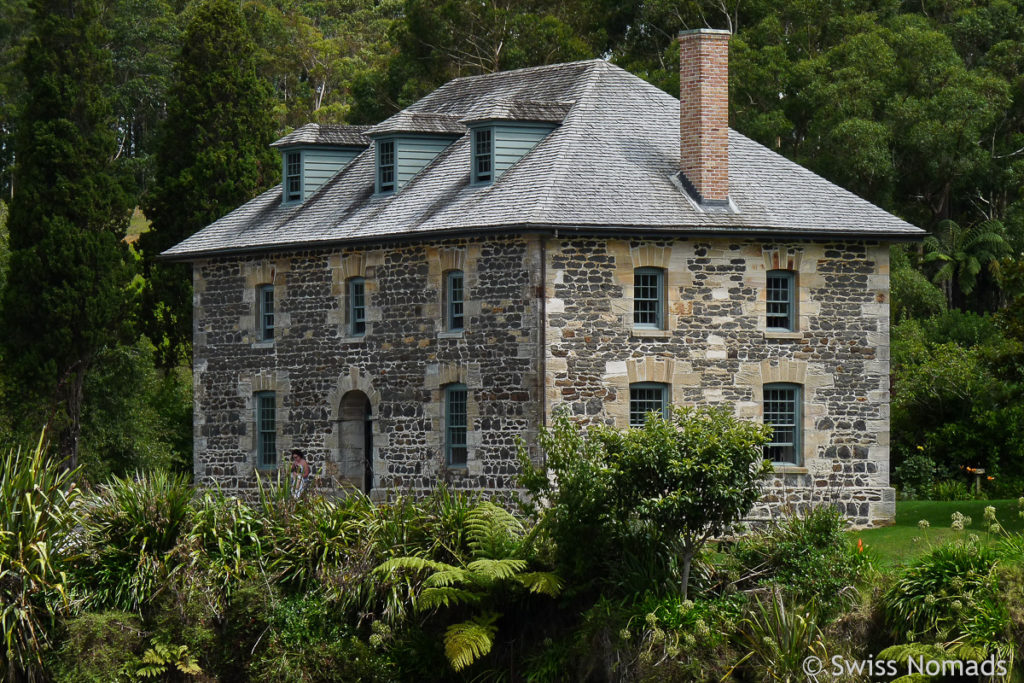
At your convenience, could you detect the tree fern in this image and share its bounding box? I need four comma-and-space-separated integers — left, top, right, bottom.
517, 571, 564, 596
444, 612, 500, 672
466, 558, 528, 581
418, 586, 482, 610
465, 501, 524, 559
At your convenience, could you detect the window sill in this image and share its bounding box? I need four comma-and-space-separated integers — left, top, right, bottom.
770, 464, 808, 475
631, 328, 672, 339
252, 340, 275, 349
439, 330, 465, 340
341, 334, 367, 344
446, 464, 468, 474
763, 330, 802, 340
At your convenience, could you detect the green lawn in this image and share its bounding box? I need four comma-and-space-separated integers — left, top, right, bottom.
852, 498, 1024, 567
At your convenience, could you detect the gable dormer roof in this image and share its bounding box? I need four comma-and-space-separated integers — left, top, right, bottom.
459, 99, 573, 125
162, 59, 924, 260
270, 123, 370, 148
364, 112, 466, 137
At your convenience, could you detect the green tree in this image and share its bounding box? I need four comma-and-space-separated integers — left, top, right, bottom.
923, 218, 1010, 308
520, 407, 771, 600
141, 0, 277, 367
0, 0, 135, 468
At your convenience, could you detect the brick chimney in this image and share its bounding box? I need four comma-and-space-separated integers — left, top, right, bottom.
678, 29, 731, 205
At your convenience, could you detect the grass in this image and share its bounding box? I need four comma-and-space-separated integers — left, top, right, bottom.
853, 498, 1024, 567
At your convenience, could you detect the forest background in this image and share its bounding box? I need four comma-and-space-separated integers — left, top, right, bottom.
0, 0, 1023, 492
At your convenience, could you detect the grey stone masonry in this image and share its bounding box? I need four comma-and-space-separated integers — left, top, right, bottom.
543, 236, 894, 527
193, 231, 896, 527
192, 235, 544, 498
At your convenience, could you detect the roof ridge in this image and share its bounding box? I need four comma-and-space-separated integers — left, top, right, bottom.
445, 58, 606, 84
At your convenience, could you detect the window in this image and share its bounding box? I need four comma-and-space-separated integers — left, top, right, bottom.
764, 383, 801, 464
629, 382, 669, 427
446, 270, 464, 331
377, 140, 395, 193
348, 277, 366, 336
284, 151, 301, 202
472, 128, 492, 183
256, 391, 277, 468
766, 270, 796, 331
258, 285, 274, 341
445, 384, 468, 466
633, 267, 665, 329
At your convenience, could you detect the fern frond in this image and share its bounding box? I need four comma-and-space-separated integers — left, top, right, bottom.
423, 567, 474, 588
466, 558, 527, 581
444, 612, 500, 671
375, 556, 453, 576
418, 586, 483, 610
465, 502, 524, 559
516, 571, 563, 596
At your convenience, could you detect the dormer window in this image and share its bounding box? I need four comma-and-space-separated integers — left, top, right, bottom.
473, 128, 493, 184
377, 140, 395, 193
284, 151, 302, 202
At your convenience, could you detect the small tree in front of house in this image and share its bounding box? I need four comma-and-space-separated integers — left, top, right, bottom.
520, 407, 772, 600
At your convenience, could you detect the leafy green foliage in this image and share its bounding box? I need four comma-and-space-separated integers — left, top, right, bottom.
734, 592, 828, 683
72, 471, 192, 613
376, 500, 561, 672
893, 452, 937, 499
0, 437, 79, 679
732, 506, 867, 619
923, 219, 1010, 307
520, 407, 771, 600
881, 537, 1004, 645
0, 0, 136, 467
47, 610, 144, 683
140, 0, 276, 367
135, 638, 201, 678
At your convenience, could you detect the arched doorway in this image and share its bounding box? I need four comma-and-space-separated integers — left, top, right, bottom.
339, 390, 373, 493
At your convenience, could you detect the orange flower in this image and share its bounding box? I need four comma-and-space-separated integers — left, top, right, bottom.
857, 538, 864, 554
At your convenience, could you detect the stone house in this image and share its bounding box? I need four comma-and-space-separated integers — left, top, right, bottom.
163, 30, 924, 526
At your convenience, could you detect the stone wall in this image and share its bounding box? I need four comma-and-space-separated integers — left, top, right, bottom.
192, 231, 895, 526
543, 237, 895, 527
192, 235, 544, 498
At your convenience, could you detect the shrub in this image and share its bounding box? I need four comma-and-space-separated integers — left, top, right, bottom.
881, 538, 1001, 644
734, 591, 827, 682
0, 437, 79, 680
519, 407, 772, 600
72, 470, 193, 612
48, 611, 144, 683
732, 505, 867, 619
931, 479, 972, 501
892, 452, 936, 499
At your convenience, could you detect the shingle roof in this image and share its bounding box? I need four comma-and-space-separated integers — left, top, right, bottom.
164, 59, 924, 260
364, 112, 466, 136
459, 99, 573, 124
270, 123, 369, 148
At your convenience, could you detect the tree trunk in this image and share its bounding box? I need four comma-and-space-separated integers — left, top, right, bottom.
57, 365, 86, 471
681, 549, 693, 601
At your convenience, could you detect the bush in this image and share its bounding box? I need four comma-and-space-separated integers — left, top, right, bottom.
72, 470, 193, 612
48, 611, 144, 683
931, 479, 972, 501
519, 407, 772, 600
732, 505, 866, 619
893, 452, 936, 499
881, 538, 1001, 643
0, 438, 79, 680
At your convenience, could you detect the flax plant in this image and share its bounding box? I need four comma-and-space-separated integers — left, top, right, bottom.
0, 435, 80, 681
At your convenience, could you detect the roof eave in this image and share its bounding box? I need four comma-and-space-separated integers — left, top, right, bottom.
157, 222, 926, 262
